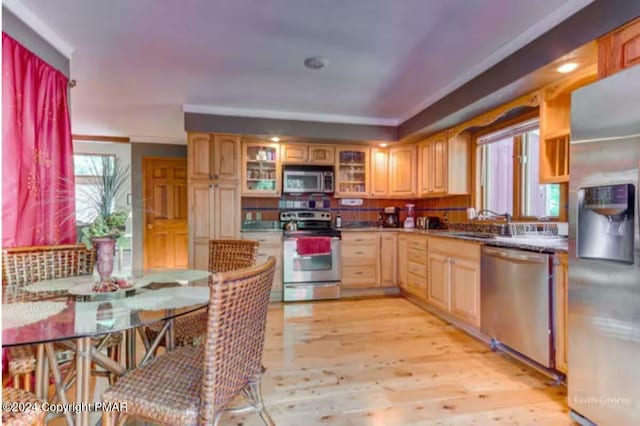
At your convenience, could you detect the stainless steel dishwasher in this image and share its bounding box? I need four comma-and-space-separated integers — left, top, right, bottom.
481, 247, 553, 369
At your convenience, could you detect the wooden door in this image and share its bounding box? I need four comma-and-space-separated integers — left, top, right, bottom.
144, 158, 189, 269
418, 142, 433, 195
188, 182, 214, 270
379, 233, 397, 287
428, 252, 450, 311
450, 257, 481, 328
397, 235, 408, 290
308, 145, 335, 165
188, 133, 213, 179
281, 144, 308, 163
554, 254, 568, 373
212, 135, 240, 180
213, 182, 240, 239
432, 138, 448, 194
389, 145, 416, 197
370, 148, 389, 197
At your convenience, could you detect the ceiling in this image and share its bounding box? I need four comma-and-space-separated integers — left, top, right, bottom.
10, 0, 594, 142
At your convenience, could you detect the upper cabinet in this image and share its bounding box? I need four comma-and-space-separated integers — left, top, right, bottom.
539, 65, 597, 183
418, 131, 469, 197
281, 144, 335, 165
187, 133, 240, 181
598, 17, 640, 79
389, 145, 417, 197
241, 141, 281, 197
370, 148, 389, 197
335, 147, 369, 198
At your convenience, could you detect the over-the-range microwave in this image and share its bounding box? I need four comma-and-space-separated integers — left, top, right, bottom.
282, 165, 334, 194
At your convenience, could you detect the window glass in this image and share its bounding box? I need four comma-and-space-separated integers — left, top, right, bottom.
522, 131, 561, 218
482, 136, 514, 216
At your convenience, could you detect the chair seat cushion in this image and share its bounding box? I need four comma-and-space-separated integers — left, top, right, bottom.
144, 311, 208, 347
2, 388, 46, 426
103, 345, 203, 425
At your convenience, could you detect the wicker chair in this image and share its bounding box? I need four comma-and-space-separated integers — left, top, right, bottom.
2, 244, 122, 389
143, 239, 260, 348
2, 387, 46, 426
102, 256, 277, 426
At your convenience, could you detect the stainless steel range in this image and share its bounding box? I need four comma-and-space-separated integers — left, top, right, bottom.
281, 210, 341, 302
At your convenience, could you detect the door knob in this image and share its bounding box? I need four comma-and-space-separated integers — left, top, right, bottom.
147, 224, 153, 229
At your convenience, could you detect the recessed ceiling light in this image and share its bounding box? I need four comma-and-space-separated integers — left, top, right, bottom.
304, 56, 328, 70
270, 136, 280, 142
379, 143, 388, 148
557, 62, 579, 73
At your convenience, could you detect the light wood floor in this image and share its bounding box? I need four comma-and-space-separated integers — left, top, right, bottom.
227, 297, 572, 425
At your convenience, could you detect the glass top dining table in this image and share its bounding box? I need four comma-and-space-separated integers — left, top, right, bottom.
2, 269, 212, 347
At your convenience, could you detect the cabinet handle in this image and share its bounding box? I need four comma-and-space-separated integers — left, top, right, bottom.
355, 251, 364, 255
214, 174, 219, 179
355, 271, 363, 275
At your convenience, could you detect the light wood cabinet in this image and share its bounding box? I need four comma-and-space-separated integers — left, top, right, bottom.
188, 182, 240, 270
281, 144, 335, 165
405, 234, 428, 300
308, 145, 335, 165
370, 148, 389, 197
281, 144, 308, 164
397, 234, 408, 291
341, 232, 379, 288
241, 141, 281, 197
187, 133, 240, 181
418, 131, 469, 197
554, 253, 568, 374
335, 147, 369, 198
389, 145, 417, 197
427, 237, 481, 328
379, 233, 397, 287
242, 232, 284, 300
598, 17, 640, 79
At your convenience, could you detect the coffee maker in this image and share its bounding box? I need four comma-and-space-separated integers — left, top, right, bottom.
382, 207, 400, 228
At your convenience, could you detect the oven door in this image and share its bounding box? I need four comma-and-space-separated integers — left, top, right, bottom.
283, 171, 323, 193
283, 237, 341, 283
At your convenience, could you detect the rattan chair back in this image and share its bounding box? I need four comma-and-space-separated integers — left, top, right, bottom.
198, 256, 276, 423
208, 239, 260, 273
2, 244, 95, 287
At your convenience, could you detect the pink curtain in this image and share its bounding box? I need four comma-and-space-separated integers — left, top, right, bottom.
2, 33, 76, 247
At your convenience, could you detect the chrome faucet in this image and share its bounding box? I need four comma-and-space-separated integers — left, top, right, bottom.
473, 209, 512, 236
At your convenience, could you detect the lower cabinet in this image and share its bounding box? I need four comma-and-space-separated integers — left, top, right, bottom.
341, 232, 398, 288
397, 235, 408, 290
241, 232, 283, 300
427, 237, 481, 328
554, 253, 568, 373
405, 234, 428, 300
379, 233, 398, 287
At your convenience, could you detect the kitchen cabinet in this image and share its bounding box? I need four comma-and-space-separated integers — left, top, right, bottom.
598, 17, 640, 79
281, 144, 308, 163
281, 144, 335, 165
188, 133, 240, 181
242, 232, 283, 300
308, 145, 335, 165
405, 234, 428, 300
241, 140, 281, 197
418, 131, 469, 197
389, 145, 417, 197
341, 233, 378, 288
379, 233, 397, 287
397, 234, 408, 291
427, 237, 481, 328
370, 148, 389, 197
188, 182, 240, 270
335, 147, 369, 198
554, 253, 568, 373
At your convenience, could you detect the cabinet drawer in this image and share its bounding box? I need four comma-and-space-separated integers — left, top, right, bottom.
342, 233, 379, 245
342, 245, 377, 265
342, 265, 377, 287
242, 233, 283, 243
408, 260, 427, 278
407, 273, 427, 299
406, 236, 428, 251
429, 237, 480, 261
408, 248, 427, 265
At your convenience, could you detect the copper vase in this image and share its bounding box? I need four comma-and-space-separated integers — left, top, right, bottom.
93, 237, 116, 284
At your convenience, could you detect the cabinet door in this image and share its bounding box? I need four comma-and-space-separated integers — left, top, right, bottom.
598, 17, 640, 78
554, 254, 568, 373
308, 145, 335, 165
188, 133, 213, 180
428, 252, 450, 311
397, 235, 408, 290
432, 138, 448, 194
335, 148, 369, 197
189, 183, 214, 270
370, 148, 389, 198
389, 146, 416, 197
213, 183, 240, 239
379, 233, 397, 287
242, 142, 280, 197
213, 135, 240, 181
418, 142, 433, 195
450, 257, 481, 328
281, 144, 308, 164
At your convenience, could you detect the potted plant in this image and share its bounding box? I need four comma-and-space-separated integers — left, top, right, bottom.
77, 156, 130, 290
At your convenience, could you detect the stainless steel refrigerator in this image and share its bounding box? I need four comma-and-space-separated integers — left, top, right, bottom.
569, 65, 640, 425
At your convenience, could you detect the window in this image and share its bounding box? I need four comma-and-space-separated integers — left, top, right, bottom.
74, 154, 115, 224
478, 119, 562, 219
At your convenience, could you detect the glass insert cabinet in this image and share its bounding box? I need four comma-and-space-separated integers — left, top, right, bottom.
242, 141, 281, 196
335, 147, 369, 197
